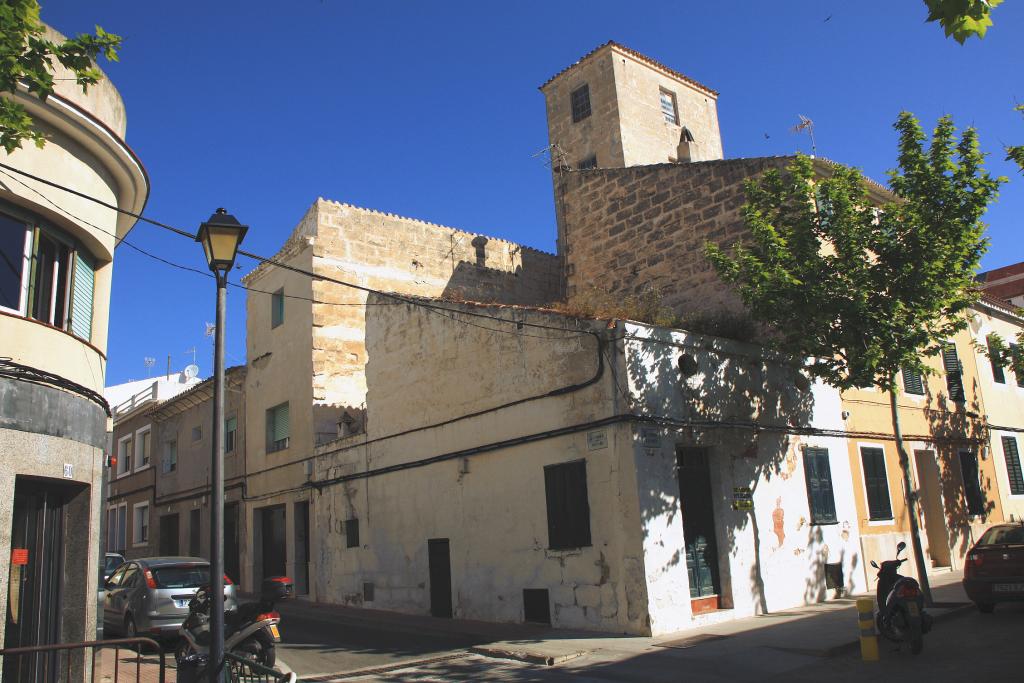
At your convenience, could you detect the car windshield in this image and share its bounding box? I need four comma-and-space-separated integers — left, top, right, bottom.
152, 565, 210, 589
978, 526, 1024, 546
104, 556, 123, 573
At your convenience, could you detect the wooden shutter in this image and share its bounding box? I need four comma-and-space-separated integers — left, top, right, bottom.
544, 461, 592, 550
987, 336, 1006, 384
273, 403, 289, 441
959, 450, 985, 516
69, 251, 94, 340
803, 447, 837, 523
1002, 436, 1024, 496
860, 447, 892, 520
1013, 345, 1024, 388
901, 365, 924, 395
942, 344, 965, 402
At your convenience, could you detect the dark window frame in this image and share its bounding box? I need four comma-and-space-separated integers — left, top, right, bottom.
266, 401, 290, 453
803, 447, 838, 524
901, 365, 925, 395
271, 288, 285, 328
659, 88, 679, 124
860, 446, 893, 521
942, 343, 966, 402
987, 335, 1006, 384
543, 460, 592, 550
570, 84, 591, 123
345, 518, 360, 548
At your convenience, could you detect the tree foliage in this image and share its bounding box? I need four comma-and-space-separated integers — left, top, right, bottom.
706, 113, 1002, 393
924, 0, 1003, 43
0, 0, 121, 153
1007, 104, 1024, 173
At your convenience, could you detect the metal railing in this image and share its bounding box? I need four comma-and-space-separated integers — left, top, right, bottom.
0, 636, 166, 682
224, 652, 297, 682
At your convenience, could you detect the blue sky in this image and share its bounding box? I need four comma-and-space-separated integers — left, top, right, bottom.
37, 1, 1024, 385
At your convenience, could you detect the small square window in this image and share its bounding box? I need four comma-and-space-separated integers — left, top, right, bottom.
577, 155, 597, 171
571, 84, 591, 123
191, 425, 202, 442
271, 288, 285, 328
659, 88, 678, 124
266, 402, 290, 453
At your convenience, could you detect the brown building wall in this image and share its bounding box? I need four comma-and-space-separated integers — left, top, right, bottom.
556, 157, 790, 317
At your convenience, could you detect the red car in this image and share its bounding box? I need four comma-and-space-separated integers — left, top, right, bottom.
963, 523, 1024, 612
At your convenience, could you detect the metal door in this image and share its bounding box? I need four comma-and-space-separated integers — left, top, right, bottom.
427, 539, 453, 618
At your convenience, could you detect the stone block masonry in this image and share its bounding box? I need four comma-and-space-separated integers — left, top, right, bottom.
555, 156, 792, 317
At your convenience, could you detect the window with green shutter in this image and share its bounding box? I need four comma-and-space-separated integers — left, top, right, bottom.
266, 402, 290, 453
1013, 344, 1024, 388
69, 251, 94, 341
803, 447, 837, 524
271, 288, 284, 328
1001, 436, 1024, 496
942, 343, 965, 402
987, 335, 1006, 384
225, 416, 237, 453
901, 365, 924, 395
860, 447, 893, 520
959, 449, 986, 516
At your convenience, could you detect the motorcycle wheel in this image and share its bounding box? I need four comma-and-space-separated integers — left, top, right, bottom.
174, 640, 192, 667
236, 631, 276, 668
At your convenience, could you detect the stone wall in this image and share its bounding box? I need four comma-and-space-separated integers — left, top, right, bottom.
556, 156, 791, 317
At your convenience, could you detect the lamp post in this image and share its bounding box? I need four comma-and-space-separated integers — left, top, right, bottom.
195, 208, 247, 682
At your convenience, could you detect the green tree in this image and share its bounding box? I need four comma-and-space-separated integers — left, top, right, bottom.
924, 0, 1003, 43
706, 113, 1003, 604
1007, 105, 1024, 173
0, 0, 121, 153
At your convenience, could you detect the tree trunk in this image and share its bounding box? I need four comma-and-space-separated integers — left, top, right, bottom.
889, 384, 934, 606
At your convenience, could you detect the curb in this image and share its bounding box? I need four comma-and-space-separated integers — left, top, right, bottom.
468, 645, 587, 666
822, 602, 974, 658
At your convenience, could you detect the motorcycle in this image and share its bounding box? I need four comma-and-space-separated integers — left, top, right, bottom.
870, 541, 932, 654
177, 576, 294, 668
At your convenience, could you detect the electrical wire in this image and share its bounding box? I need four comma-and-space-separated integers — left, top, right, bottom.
0, 357, 110, 416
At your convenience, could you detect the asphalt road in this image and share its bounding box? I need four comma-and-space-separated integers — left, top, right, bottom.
280, 601, 1024, 682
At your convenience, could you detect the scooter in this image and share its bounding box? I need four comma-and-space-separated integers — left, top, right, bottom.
870, 541, 932, 654
176, 576, 294, 668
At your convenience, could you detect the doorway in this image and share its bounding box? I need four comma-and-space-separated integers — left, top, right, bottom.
4, 478, 69, 681
260, 505, 287, 580
159, 513, 179, 555
189, 508, 201, 558
676, 447, 722, 614
293, 502, 310, 595
427, 538, 453, 618
224, 502, 240, 585
914, 449, 952, 568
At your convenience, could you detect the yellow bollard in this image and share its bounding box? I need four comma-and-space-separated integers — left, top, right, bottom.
857, 597, 879, 662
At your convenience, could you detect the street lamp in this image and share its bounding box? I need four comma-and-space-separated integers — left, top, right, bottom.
195, 208, 247, 682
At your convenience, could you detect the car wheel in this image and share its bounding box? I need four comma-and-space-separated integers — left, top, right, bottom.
976, 602, 995, 614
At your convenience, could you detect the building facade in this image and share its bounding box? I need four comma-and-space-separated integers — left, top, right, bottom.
0, 25, 147, 677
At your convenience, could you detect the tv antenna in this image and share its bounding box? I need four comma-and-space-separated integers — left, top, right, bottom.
143, 357, 156, 377
791, 115, 817, 157
204, 322, 216, 338
185, 346, 197, 365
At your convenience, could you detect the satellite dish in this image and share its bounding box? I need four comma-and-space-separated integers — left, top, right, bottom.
184, 364, 200, 379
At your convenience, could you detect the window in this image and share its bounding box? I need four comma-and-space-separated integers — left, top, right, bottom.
135, 426, 151, 469
959, 449, 986, 516
116, 435, 132, 476
162, 439, 177, 473
0, 206, 95, 339
544, 460, 592, 549
901, 365, 925, 395
988, 335, 1006, 384
133, 503, 150, 546
345, 518, 360, 548
577, 155, 597, 170
1001, 436, 1024, 496
106, 504, 127, 553
659, 88, 679, 124
570, 84, 591, 123
860, 447, 893, 520
1012, 344, 1024, 388
191, 425, 202, 442
271, 288, 285, 328
266, 402, 290, 453
225, 416, 237, 453
942, 343, 965, 402
803, 447, 837, 524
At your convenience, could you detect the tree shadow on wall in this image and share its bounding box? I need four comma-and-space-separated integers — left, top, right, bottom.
622, 325, 817, 616
922, 373, 994, 563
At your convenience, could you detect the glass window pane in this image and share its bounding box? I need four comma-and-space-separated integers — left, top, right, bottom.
0, 212, 29, 312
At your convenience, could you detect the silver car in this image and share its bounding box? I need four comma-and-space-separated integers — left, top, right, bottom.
103, 557, 238, 640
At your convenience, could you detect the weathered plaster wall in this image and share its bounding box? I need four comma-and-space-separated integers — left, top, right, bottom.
622, 322, 865, 633
556, 157, 789, 315
310, 301, 649, 632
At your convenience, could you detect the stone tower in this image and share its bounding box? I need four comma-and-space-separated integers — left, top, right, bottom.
540, 41, 723, 170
